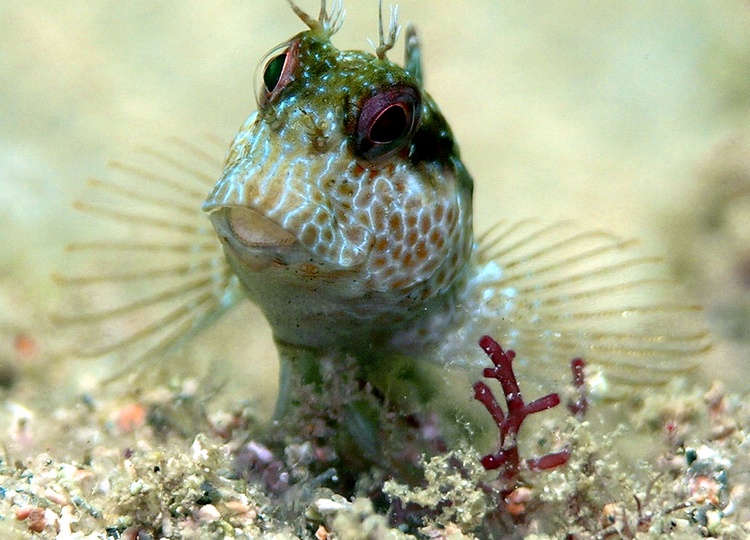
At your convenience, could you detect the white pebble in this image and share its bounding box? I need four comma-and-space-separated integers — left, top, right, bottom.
198, 504, 221, 522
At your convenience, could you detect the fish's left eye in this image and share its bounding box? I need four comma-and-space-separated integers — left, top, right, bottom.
255, 39, 299, 107
353, 85, 421, 164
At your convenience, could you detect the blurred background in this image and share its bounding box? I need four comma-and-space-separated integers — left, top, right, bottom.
1, 1, 750, 413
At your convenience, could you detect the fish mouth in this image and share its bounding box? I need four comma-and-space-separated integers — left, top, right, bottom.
207, 205, 300, 265
222, 206, 297, 249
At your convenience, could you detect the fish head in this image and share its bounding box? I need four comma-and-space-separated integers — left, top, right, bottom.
204, 12, 473, 315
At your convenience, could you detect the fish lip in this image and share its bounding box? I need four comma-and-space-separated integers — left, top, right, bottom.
207, 206, 298, 250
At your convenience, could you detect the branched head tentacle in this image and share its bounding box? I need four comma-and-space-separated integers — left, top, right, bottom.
287, 0, 345, 38
374, 0, 400, 60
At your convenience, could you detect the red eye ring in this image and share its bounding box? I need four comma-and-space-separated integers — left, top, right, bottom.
353, 85, 421, 164
255, 38, 300, 108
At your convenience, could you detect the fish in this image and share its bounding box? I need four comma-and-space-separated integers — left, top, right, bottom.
55, 0, 710, 432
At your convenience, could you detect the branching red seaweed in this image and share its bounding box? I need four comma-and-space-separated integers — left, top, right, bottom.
473, 335, 575, 488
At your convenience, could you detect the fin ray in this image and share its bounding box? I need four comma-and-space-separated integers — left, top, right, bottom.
72, 288, 220, 358
73, 200, 205, 234
108, 161, 208, 201
138, 147, 217, 187
55, 138, 242, 375
66, 241, 218, 253
54, 259, 220, 285
86, 177, 199, 217
54, 276, 216, 324
464, 220, 712, 394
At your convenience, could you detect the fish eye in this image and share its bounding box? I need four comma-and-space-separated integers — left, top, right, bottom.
263, 53, 288, 93
353, 85, 421, 163
255, 39, 299, 107
370, 104, 408, 143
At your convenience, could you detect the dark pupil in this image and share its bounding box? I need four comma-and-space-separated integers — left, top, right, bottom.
370, 105, 408, 143
263, 53, 287, 93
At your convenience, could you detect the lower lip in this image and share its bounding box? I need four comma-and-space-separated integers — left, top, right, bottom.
226, 207, 297, 249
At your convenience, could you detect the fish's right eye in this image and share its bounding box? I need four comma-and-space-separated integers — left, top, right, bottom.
255, 39, 299, 108
263, 54, 288, 93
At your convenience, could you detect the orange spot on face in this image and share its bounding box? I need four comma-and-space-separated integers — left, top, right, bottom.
373, 256, 388, 268
415, 241, 429, 261
380, 266, 396, 279
392, 278, 409, 289
406, 230, 419, 247
446, 207, 456, 223
434, 267, 447, 287
404, 195, 420, 211
449, 251, 460, 270
301, 224, 319, 246
346, 227, 365, 245
315, 212, 328, 226
388, 213, 403, 232
373, 205, 386, 229
419, 214, 432, 235
338, 182, 354, 198
374, 237, 389, 252
356, 191, 373, 208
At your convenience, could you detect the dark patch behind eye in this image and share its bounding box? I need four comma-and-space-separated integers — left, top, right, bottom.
409, 110, 456, 165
